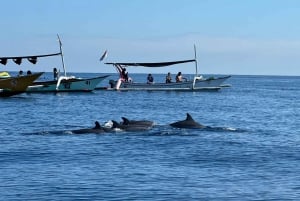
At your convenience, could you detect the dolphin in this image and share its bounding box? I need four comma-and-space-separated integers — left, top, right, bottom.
112, 120, 153, 132
71, 121, 111, 134
121, 117, 154, 127
170, 113, 206, 129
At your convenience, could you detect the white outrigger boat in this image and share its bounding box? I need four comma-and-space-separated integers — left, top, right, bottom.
104, 46, 230, 91
26, 35, 109, 93
27, 75, 109, 92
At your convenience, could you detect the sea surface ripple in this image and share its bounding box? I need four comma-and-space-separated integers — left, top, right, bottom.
1, 73, 299, 200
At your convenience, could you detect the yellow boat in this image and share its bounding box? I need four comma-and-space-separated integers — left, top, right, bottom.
0, 72, 43, 97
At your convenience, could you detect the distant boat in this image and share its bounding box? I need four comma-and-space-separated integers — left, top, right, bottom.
104, 46, 230, 91
27, 75, 109, 92
0, 72, 43, 97
26, 35, 109, 93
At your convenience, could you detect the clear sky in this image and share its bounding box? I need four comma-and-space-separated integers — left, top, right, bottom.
1, 0, 300, 75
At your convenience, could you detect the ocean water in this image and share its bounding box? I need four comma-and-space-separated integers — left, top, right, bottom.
1, 73, 300, 200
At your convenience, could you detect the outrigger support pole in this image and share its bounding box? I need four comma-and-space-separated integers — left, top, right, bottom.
192, 44, 200, 90
194, 44, 198, 76
57, 34, 67, 77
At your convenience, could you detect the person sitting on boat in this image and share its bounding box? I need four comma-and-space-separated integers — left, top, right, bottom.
166, 72, 172, 83
18, 70, 23, 77
147, 73, 154, 84
176, 72, 183, 82
27, 70, 32, 75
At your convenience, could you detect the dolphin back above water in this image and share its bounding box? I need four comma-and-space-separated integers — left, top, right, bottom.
70, 117, 154, 134
121, 117, 154, 127
170, 113, 206, 129
112, 120, 153, 132
71, 121, 109, 134
40, 114, 237, 135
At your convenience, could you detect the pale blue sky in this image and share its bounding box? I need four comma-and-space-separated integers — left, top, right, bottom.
1, 0, 300, 75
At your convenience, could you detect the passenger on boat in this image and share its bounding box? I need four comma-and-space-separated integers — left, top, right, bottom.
53, 68, 59, 80
166, 72, 172, 83
27, 70, 32, 75
121, 67, 129, 82
147, 73, 154, 84
18, 70, 23, 77
176, 72, 183, 82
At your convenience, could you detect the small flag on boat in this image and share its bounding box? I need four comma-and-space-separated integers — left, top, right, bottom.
0, 58, 7, 65
28, 56, 37, 64
13, 58, 22, 65
100, 50, 108, 61
0, 53, 60, 66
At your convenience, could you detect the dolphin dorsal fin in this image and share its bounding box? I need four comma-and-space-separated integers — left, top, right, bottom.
112, 120, 120, 128
121, 117, 130, 125
186, 113, 194, 121
94, 121, 101, 129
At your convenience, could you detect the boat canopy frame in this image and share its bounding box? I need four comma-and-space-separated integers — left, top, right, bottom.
105, 44, 199, 75
0, 52, 61, 66
105, 59, 196, 68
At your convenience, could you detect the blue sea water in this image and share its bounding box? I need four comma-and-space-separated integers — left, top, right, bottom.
1, 73, 300, 200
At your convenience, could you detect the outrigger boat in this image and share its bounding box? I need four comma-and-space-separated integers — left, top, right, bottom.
0, 72, 43, 97
27, 75, 109, 92
26, 35, 109, 93
104, 46, 230, 91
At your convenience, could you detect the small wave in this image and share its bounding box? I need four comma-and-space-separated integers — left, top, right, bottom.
224, 127, 237, 131
104, 120, 113, 128
23, 125, 246, 137
204, 126, 244, 132
63, 130, 73, 135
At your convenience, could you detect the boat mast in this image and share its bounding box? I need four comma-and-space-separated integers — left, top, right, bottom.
194, 44, 198, 76
57, 34, 67, 77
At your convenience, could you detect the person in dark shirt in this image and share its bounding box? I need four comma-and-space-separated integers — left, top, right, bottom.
147, 73, 154, 84
53, 68, 59, 80
166, 72, 172, 83
121, 67, 129, 82
18, 70, 23, 77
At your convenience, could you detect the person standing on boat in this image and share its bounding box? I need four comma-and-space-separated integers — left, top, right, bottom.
53, 68, 59, 80
147, 73, 154, 84
166, 72, 172, 83
121, 67, 129, 82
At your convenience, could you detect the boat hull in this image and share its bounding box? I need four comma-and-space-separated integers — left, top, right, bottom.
26, 75, 109, 93
109, 76, 231, 91
0, 72, 44, 97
